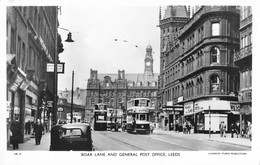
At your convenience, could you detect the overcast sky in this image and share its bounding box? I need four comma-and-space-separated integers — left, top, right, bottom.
57, 5, 163, 90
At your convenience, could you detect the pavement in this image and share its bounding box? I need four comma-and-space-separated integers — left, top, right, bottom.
7, 132, 51, 151
153, 129, 252, 148
7, 129, 251, 151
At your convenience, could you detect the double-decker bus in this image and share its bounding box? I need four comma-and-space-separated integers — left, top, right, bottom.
93, 103, 107, 131
126, 98, 152, 134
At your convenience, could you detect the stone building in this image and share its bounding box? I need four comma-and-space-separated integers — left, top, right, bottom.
158, 6, 240, 132
234, 6, 252, 135
86, 45, 159, 122
6, 6, 61, 145
58, 88, 86, 122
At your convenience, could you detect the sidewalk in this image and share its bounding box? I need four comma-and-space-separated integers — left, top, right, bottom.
153, 129, 251, 148
7, 132, 50, 151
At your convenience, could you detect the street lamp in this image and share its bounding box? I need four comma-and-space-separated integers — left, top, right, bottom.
53, 6, 75, 126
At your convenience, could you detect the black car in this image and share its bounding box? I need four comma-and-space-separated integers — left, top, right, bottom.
49, 123, 94, 151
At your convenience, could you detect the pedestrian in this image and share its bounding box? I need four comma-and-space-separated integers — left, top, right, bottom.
241, 120, 245, 137
150, 122, 154, 133
132, 118, 136, 131
33, 119, 44, 145
235, 121, 240, 137
10, 118, 21, 149
219, 121, 226, 137
25, 120, 31, 135
222, 121, 227, 137
183, 121, 187, 134
175, 122, 179, 133
247, 121, 252, 141
187, 122, 192, 134
230, 123, 237, 138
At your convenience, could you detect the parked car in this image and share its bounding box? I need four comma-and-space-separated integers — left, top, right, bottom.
49, 123, 94, 151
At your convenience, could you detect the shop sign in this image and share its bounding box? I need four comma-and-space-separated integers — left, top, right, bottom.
230, 103, 240, 111
46, 63, 65, 73
178, 96, 183, 103
9, 72, 24, 92
20, 79, 30, 91
57, 107, 64, 112
166, 101, 173, 106
184, 102, 194, 115
194, 100, 231, 112
47, 101, 53, 107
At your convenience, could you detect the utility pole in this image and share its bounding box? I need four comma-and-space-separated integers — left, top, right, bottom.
70, 71, 74, 123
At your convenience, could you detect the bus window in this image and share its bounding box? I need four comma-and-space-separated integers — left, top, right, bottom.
134, 100, 139, 106
147, 100, 150, 107
140, 114, 145, 120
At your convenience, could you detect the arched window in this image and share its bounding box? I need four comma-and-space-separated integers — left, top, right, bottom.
210, 75, 220, 92
211, 46, 220, 63
136, 81, 142, 86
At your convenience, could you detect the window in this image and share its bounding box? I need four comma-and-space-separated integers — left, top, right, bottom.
212, 22, 220, 36
210, 47, 220, 63
210, 75, 220, 92
244, 35, 248, 47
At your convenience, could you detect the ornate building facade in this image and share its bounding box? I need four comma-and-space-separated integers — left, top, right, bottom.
86, 45, 159, 122
158, 6, 240, 132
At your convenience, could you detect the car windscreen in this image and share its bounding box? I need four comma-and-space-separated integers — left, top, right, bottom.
61, 128, 83, 137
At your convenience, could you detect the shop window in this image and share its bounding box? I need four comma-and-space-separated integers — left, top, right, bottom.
210, 75, 220, 92
210, 46, 220, 63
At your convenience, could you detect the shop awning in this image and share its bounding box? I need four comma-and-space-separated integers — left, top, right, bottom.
230, 111, 240, 115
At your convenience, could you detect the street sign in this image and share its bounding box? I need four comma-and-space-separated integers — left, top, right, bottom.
47, 101, 53, 107
57, 107, 64, 112
46, 62, 65, 73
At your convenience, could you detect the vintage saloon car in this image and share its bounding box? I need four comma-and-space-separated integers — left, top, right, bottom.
49, 123, 94, 151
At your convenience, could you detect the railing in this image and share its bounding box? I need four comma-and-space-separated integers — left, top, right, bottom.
234, 45, 252, 61
240, 14, 252, 29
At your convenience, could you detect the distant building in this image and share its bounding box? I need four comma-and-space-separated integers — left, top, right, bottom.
158, 6, 240, 132
58, 88, 86, 122
86, 45, 159, 122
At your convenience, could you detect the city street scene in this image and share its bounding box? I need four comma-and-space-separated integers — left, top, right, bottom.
5, 5, 252, 152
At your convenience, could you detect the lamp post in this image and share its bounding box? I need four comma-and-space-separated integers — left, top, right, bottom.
71, 70, 74, 123
53, 7, 75, 126
53, 6, 58, 126
114, 81, 118, 131
209, 106, 211, 138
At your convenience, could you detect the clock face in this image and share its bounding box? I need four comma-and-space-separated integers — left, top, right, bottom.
146, 61, 151, 66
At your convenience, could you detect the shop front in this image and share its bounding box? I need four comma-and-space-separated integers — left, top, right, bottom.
184, 100, 232, 133
163, 101, 183, 131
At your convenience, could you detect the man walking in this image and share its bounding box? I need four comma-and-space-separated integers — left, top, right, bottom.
219, 121, 226, 137
34, 119, 44, 145
10, 118, 21, 149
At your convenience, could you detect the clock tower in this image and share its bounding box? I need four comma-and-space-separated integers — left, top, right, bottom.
144, 44, 154, 80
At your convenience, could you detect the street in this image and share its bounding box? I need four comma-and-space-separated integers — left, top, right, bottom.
8, 129, 251, 151
92, 129, 251, 151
